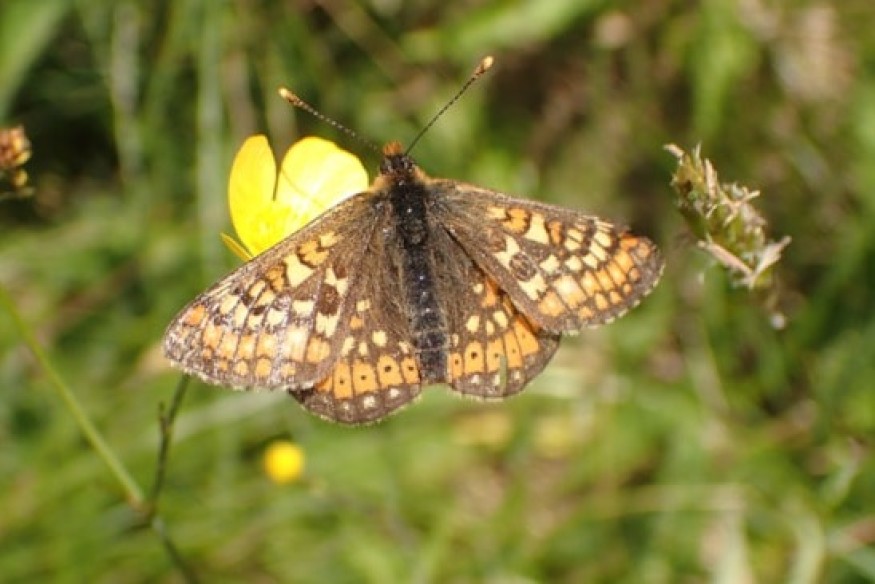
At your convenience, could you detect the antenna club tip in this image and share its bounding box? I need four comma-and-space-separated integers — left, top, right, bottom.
477, 55, 495, 75
278, 87, 301, 104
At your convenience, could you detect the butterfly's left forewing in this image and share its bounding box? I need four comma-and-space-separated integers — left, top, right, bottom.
434, 181, 664, 333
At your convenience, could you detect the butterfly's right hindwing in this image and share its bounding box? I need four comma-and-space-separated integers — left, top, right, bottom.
289, 233, 427, 424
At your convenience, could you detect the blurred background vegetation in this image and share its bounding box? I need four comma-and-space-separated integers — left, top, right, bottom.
2, 0, 875, 582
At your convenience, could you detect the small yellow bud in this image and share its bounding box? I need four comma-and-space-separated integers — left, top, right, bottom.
263, 441, 305, 484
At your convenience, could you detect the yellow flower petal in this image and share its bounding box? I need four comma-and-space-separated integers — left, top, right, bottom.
228, 135, 278, 256
227, 135, 368, 258
263, 441, 305, 484
274, 136, 369, 229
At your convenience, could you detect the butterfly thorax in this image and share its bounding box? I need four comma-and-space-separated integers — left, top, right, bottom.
378, 143, 449, 383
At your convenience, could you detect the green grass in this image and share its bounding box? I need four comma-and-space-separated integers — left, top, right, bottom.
3, 1, 875, 582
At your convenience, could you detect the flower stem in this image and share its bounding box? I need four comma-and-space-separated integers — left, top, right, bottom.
0, 284, 145, 505
1, 284, 198, 580
148, 375, 190, 508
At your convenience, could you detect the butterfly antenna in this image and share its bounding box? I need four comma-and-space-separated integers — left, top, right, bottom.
405, 55, 495, 155
278, 87, 381, 154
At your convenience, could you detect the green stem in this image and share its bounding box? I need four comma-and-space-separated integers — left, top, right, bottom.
1, 284, 198, 579
0, 284, 145, 506
151, 515, 200, 584
148, 375, 190, 508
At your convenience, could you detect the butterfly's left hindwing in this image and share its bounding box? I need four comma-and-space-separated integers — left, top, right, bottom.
427, 227, 561, 399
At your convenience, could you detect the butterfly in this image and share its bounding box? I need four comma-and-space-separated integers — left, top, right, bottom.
162, 137, 664, 424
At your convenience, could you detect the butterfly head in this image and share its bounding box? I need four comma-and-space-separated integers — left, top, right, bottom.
377, 141, 424, 186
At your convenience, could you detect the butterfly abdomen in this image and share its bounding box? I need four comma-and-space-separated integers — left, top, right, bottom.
388, 177, 449, 383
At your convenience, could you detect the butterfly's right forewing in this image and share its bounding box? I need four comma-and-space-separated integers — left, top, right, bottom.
162, 192, 382, 391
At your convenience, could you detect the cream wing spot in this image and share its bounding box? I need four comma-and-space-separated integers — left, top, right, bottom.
492, 310, 509, 328
324, 267, 349, 295
315, 312, 340, 336
341, 336, 356, 357
256, 333, 277, 359
292, 299, 315, 314
231, 304, 249, 328
284, 256, 311, 287
319, 231, 339, 248
589, 243, 608, 263
565, 255, 583, 272
523, 213, 550, 244
539, 255, 561, 273
554, 275, 585, 305
372, 330, 388, 347
593, 229, 612, 248
517, 272, 548, 301
465, 314, 481, 333
582, 253, 599, 269
361, 394, 378, 411
284, 326, 308, 362
218, 295, 238, 317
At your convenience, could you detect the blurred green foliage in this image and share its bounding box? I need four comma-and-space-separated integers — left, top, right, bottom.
2, 1, 875, 582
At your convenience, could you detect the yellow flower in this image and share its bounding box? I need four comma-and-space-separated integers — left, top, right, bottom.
223, 135, 369, 260
263, 440, 306, 484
